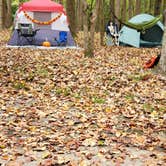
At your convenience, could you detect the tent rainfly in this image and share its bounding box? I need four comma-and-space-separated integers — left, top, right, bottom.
8, 0, 75, 47
119, 14, 164, 48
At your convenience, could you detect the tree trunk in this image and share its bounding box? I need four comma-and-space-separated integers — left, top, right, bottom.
115, 0, 121, 27
128, 0, 133, 19
66, 0, 76, 37
82, 0, 100, 57
76, 0, 83, 31
121, 0, 127, 22
135, 0, 141, 15
110, 0, 115, 22
159, 10, 166, 73
0, 0, 3, 29
149, 0, 154, 15
99, 0, 105, 46
3, 0, 12, 28
164, 0, 166, 10
154, 0, 162, 16
144, 0, 149, 13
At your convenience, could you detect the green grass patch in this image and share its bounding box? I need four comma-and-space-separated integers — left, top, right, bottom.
92, 96, 105, 104
143, 103, 155, 112
13, 81, 29, 91
125, 93, 135, 102
55, 87, 72, 96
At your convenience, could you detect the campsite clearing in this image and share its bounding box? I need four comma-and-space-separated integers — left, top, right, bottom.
0, 29, 166, 165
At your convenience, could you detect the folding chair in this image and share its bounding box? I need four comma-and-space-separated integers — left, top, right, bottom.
55, 31, 67, 46
17, 23, 39, 45
107, 22, 119, 46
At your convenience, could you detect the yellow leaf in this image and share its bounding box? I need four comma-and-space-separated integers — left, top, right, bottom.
29, 126, 36, 132
150, 111, 158, 118
68, 120, 74, 126
42, 151, 50, 159
105, 107, 112, 113
115, 131, 121, 137
2, 155, 9, 160
0, 145, 6, 149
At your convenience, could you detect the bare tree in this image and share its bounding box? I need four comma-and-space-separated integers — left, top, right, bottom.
99, 0, 105, 46
149, 0, 154, 15
128, 0, 133, 19
144, 0, 149, 13
159, 10, 166, 73
76, 0, 83, 31
3, 0, 12, 28
115, 0, 120, 27
0, 0, 3, 29
164, 0, 166, 9
135, 0, 141, 15
66, 0, 76, 37
121, 0, 127, 22
82, 0, 100, 57
154, 0, 162, 16
110, 0, 115, 22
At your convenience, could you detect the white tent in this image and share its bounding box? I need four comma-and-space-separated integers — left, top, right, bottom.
8, 0, 75, 46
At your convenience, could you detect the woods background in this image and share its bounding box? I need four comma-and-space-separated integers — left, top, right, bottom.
0, 0, 166, 30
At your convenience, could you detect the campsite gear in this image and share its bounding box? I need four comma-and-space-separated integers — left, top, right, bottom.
17, 23, 39, 45
42, 40, 51, 47
106, 22, 119, 46
8, 0, 75, 47
144, 54, 161, 69
119, 14, 164, 48
55, 31, 67, 46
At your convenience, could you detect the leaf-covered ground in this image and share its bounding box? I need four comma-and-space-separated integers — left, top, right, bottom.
0, 30, 165, 165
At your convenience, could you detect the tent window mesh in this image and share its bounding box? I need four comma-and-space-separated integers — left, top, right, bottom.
34, 12, 51, 29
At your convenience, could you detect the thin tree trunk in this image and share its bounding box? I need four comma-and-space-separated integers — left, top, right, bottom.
159, 10, 166, 73
82, 0, 100, 57
82, 0, 89, 56
135, 0, 141, 15
144, 0, 149, 13
99, 0, 105, 46
115, 0, 121, 27
76, 0, 83, 31
121, 0, 127, 22
3, 0, 12, 28
154, 0, 162, 16
149, 0, 154, 15
164, 0, 166, 10
110, 0, 115, 22
0, 0, 3, 29
128, 0, 133, 19
66, 0, 76, 37
163, 0, 166, 22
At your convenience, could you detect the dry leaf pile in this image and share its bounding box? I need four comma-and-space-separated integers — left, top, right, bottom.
0, 30, 165, 165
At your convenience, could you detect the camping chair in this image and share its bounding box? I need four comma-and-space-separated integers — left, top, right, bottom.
106, 22, 119, 46
17, 23, 39, 45
55, 31, 67, 46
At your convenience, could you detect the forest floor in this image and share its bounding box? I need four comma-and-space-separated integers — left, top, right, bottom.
0, 30, 165, 166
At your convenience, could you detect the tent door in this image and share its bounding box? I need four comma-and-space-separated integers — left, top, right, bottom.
34, 12, 51, 30
119, 27, 140, 47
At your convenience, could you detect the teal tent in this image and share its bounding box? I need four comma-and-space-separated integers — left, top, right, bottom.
119, 14, 164, 48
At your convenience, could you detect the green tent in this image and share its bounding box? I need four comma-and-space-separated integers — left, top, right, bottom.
119, 14, 164, 48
